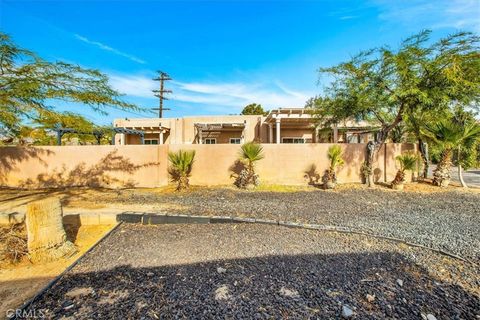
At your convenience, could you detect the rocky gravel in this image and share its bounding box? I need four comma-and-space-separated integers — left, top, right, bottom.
114, 188, 480, 261
27, 224, 479, 319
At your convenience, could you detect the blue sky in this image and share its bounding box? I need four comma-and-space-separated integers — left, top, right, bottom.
1, 0, 479, 125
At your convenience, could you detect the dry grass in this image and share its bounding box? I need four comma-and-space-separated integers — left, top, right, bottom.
0, 223, 28, 265
253, 184, 316, 192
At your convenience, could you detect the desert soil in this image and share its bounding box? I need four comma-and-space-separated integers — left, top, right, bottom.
0, 224, 114, 317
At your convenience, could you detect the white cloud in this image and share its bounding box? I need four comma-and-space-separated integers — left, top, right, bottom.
374, 0, 480, 31
109, 74, 156, 97
74, 34, 146, 64
108, 73, 313, 113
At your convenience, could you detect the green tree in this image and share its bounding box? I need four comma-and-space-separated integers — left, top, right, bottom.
241, 103, 266, 115
0, 32, 139, 139
423, 118, 480, 187
310, 30, 480, 186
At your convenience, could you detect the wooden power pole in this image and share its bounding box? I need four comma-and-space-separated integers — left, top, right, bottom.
152, 71, 172, 118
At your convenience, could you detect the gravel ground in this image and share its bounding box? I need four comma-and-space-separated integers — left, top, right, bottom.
114, 188, 480, 262
27, 224, 479, 319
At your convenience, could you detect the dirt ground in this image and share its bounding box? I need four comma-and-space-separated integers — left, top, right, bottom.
0, 224, 114, 317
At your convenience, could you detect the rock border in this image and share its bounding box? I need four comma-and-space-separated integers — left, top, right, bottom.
117, 212, 477, 265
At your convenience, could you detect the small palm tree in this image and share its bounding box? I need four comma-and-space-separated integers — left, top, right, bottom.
424, 120, 480, 187
392, 152, 418, 189
322, 145, 344, 189
168, 150, 196, 191
235, 142, 264, 188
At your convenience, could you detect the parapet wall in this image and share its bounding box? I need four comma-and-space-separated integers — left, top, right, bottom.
0, 143, 417, 189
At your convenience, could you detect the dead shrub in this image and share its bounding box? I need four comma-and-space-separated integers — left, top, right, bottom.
0, 222, 28, 264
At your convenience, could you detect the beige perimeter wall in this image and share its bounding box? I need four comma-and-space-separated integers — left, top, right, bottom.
0, 143, 417, 189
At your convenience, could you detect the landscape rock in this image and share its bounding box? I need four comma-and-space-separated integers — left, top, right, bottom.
214, 285, 230, 301
279, 287, 299, 298
342, 305, 354, 318
366, 294, 375, 303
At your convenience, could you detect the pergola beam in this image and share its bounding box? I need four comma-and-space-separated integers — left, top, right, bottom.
53, 124, 146, 146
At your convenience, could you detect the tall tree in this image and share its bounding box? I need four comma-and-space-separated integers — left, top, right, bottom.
311, 30, 480, 186
241, 103, 266, 115
0, 32, 140, 139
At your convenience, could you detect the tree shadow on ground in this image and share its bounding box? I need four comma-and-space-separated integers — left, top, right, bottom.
25, 251, 479, 319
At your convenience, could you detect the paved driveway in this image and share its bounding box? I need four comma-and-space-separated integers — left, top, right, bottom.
429, 166, 480, 188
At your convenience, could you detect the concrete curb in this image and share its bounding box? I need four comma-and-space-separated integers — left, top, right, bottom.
117, 212, 476, 265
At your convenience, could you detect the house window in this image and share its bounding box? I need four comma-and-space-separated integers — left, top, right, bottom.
204, 138, 216, 144
230, 138, 241, 144
282, 137, 305, 144
144, 139, 159, 145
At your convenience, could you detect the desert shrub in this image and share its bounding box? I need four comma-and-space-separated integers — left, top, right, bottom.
168, 150, 196, 191
392, 152, 418, 185
322, 145, 344, 188
235, 142, 264, 188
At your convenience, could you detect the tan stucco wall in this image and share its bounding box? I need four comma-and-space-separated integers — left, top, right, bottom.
0, 146, 168, 188
114, 115, 261, 144
0, 143, 417, 189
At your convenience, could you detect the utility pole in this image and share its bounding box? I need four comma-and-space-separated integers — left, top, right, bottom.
152, 71, 172, 118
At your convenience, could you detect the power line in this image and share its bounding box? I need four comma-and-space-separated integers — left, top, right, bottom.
151, 70, 172, 118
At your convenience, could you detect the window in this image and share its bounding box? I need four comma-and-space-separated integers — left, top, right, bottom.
230, 138, 241, 144
144, 139, 159, 145
282, 137, 305, 144
204, 138, 216, 144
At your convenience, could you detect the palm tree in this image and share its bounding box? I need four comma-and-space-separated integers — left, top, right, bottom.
168, 150, 196, 190
391, 152, 418, 190
322, 145, 344, 189
236, 142, 264, 188
424, 119, 480, 187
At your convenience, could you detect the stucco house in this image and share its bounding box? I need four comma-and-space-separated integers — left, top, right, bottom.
113, 108, 379, 145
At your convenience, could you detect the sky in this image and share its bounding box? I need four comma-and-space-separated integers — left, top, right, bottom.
1, 0, 479, 125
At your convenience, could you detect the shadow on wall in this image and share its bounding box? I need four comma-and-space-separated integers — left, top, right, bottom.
229, 160, 246, 183
0, 147, 54, 184
23, 251, 479, 318
18, 150, 159, 189
336, 144, 368, 183
304, 164, 320, 186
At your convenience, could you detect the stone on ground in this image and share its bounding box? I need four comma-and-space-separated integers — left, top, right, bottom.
26, 197, 77, 263
342, 305, 354, 318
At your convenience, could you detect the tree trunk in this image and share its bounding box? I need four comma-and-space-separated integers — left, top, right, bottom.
419, 139, 429, 179
364, 108, 404, 187
433, 149, 452, 187
457, 147, 468, 188
365, 134, 385, 187
26, 198, 77, 263
177, 174, 189, 190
